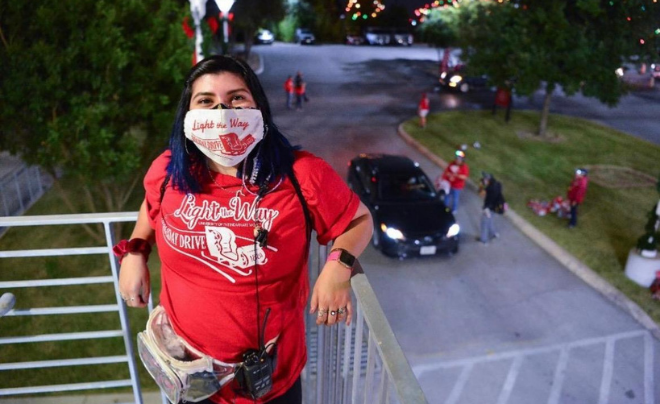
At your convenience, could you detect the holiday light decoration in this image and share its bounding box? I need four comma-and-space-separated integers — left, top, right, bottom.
412, 0, 660, 44
345, 0, 385, 20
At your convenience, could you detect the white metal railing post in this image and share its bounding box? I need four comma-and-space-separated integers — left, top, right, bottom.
103, 220, 143, 404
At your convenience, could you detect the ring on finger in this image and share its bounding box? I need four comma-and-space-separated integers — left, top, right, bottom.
330, 310, 337, 316
317, 309, 328, 318
337, 307, 347, 315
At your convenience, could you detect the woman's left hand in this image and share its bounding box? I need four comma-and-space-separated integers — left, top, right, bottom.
310, 261, 353, 326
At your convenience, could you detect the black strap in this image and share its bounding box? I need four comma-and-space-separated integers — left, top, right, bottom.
159, 175, 170, 204
286, 170, 312, 247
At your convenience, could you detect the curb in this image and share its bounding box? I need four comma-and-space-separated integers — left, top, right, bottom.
397, 121, 660, 340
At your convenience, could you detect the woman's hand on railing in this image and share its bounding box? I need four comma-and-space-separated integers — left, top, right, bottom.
118, 253, 151, 308
310, 261, 353, 327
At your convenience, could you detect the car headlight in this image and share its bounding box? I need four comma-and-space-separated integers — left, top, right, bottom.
440, 72, 447, 79
446, 223, 460, 238
381, 223, 405, 240
449, 75, 463, 84
615, 68, 624, 77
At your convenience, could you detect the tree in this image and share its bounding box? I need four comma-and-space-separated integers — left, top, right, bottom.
458, 0, 659, 137
416, 4, 464, 49
0, 0, 190, 239
230, 0, 286, 57
295, 0, 344, 42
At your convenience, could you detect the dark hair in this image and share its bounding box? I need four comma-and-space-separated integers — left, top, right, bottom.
166, 55, 298, 194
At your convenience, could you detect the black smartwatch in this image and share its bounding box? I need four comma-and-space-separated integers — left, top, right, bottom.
327, 248, 356, 271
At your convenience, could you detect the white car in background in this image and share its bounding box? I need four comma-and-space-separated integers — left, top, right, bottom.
294, 28, 315, 45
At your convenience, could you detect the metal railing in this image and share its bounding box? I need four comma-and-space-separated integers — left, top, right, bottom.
0, 164, 51, 218
0, 213, 427, 404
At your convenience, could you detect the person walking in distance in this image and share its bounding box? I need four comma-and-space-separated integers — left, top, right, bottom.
417, 92, 430, 128
437, 150, 470, 215
294, 71, 307, 110
567, 168, 589, 228
284, 75, 294, 110
478, 172, 505, 244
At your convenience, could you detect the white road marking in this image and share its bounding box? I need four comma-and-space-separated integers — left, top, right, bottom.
547, 346, 570, 404
444, 363, 473, 404
644, 332, 655, 404
597, 339, 615, 404
496, 354, 524, 404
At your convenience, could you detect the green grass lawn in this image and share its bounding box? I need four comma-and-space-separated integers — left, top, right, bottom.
403, 109, 660, 325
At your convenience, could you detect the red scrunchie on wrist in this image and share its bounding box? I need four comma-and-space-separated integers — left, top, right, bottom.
112, 238, 152, 264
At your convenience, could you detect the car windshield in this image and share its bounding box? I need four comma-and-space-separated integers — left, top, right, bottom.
377, 172, 437, 201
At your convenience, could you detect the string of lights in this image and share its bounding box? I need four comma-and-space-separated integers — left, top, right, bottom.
344, 0, 386, 21
411, 0, 660, 43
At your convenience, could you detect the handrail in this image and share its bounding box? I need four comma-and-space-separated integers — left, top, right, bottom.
0, 212, 428, 404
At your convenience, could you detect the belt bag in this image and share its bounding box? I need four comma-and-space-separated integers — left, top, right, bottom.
137, 306, 237, 403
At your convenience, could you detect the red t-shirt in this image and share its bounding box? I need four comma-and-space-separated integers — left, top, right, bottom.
441, 161, 470, 190
418, 97, 429, 111
284, 78, 293, 93
567, 176, 588, 204
143, 150, 359, 403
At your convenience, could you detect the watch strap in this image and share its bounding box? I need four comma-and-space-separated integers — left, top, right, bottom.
327, 248, 356, 271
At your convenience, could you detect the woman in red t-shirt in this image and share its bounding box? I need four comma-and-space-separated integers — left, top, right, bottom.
116, 56, 372, 404
417, 92, 430, 128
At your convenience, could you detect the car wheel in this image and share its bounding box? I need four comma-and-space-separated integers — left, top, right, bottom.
459, 83, 469, 93
450, 243, 459, 255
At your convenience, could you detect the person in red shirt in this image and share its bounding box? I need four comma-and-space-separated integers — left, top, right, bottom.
438, 150, 470, 214
417, 92, 430, 128
116, 56, 372, 404
284, 75, 294, 109
567, 168, 589, 228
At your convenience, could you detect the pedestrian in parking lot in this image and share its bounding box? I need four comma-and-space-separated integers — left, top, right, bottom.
438, 150, 470, 215
417, 92, 429, 128
478, 172, 505, 244
116, 55, 372, 404
567, 168, 589, 228
284, 75, 294, 109
294, 71, 307, 110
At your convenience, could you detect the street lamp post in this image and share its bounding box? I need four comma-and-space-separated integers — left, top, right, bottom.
216, 0, 235, 55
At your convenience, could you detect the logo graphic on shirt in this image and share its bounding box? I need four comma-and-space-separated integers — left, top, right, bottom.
190, 132, 256, 156
204, 226, 267, 269
161, 193, 280, 283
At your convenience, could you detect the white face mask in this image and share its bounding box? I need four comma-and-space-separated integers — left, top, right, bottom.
184, 107, 265, 167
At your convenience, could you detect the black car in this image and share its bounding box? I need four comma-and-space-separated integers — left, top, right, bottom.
347, 154, 460, 258
438, 65, 488, 93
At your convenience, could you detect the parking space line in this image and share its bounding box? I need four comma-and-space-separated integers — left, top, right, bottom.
413, 330, 648, 376
547, 346, 570, 404
644, 332, 655, 404
496, 355, 524, 404
444, 363, 473, 404
598, 339, 615, 404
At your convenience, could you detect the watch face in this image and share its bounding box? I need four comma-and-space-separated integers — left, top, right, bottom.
339, 250, 356, 267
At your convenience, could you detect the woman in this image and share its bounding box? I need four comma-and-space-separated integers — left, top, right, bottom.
417, 92, 429, 128
116, 55, 372, 404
